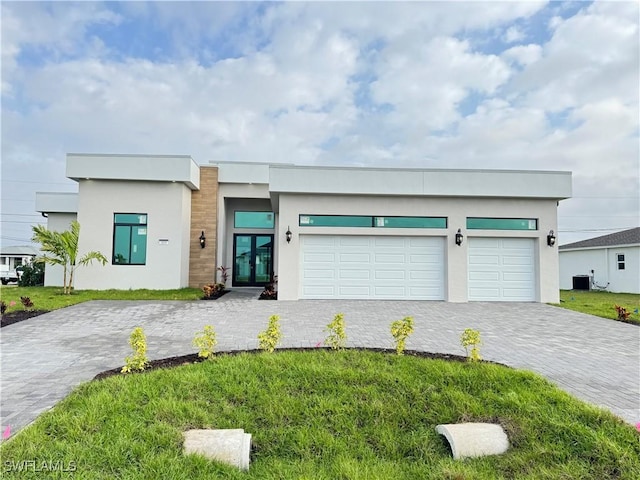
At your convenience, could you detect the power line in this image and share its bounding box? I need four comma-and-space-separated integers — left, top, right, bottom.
2, 179, 72, 185
1, 213, 44, 217
558, 227, 636, 232
0, 220, 46, 224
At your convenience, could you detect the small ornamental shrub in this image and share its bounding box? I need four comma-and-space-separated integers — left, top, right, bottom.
217, 266, 230, 285
460, 328, 482, 362
17, 261, 45, 286
20, 296, 34, 310
390, 316, 414, 355
259, 275, 278, 300
324, 313, 347, 350
0, 301, 6, 315
122, 327, 149, 373
614, 305, 631, 321
202, 283, 226, 299
258, 315, 282, 353
193, 325, 218, 359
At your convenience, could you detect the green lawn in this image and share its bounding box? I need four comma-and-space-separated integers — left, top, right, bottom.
0, 286, 202, 313
1, 350, 638, 479
557, 290, 640, 325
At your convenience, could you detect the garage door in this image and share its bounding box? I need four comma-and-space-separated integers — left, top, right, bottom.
300, 235, 445, 300
468, 238, 536, 301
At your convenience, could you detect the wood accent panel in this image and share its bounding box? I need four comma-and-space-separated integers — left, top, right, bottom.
189, 167, 218, 287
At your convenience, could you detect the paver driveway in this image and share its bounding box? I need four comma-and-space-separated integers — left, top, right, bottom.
1, 289, 638, 435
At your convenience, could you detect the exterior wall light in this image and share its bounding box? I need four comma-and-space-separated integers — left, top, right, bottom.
547, 230, 556, 247
199, 231, 206, 249
285, 226, 292, 244
455, 229, 464, 246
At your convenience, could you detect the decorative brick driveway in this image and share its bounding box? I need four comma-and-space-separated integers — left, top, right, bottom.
2, 290, 638, 435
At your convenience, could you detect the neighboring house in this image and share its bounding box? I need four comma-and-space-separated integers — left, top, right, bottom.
0, 245, 38, 284
35, 153, 572, 302
559, 227, 640, 294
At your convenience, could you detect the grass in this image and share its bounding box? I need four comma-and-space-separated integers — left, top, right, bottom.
1, 350, 638, 479
0, 286, 202, 313
557, 290, 640, 325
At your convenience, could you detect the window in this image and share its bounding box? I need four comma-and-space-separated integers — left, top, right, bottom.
299, 215, 447, 228
617, 254, 625, 270
374, 216, 447, 228
466, 218, 538, 230
300, 215, 372, 227
0, 257, 6, 265
234, 211, 274, 229
113, 213, 147, 265
14, 258, 23, 267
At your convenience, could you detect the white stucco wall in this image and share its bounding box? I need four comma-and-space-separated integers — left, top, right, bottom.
276, 194, 560, 303
559, 246, 640, 293
42, 213, 78, 286
74, 180, 192, 290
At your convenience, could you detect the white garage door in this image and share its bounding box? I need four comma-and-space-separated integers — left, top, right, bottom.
300, 235, 445, 300
468, 237, 536, 301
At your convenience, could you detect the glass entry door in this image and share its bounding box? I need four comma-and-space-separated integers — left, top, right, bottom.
233, 234, 273, 286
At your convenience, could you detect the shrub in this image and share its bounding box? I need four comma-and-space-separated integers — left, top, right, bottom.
614, 305, 631, 321
324, 313, 347, 350
258, 315, 282, 353
202, 283, 226, 299
259, 274, 278, 300
122, 327, 149, 373
390, 316, 414, 355
17, 261, 45, 287
460, 328, 482, 362
193, 325, 218, 359
0, 301, 6, 315
217, 266, 230, 285
20, 296, 34, 310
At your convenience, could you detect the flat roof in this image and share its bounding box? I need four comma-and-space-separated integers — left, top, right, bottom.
35, 192, 78, 213
66, 153, 200, 190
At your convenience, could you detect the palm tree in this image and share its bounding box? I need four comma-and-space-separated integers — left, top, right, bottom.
32, 221, 108, 294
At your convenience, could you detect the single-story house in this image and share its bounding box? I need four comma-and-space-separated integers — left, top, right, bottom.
35, 154, 572, 302
559, 227, 640, 294
0, 245, 38, 278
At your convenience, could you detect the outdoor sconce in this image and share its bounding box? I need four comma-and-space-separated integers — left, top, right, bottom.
285, 226, 292, 244
547, 230, 556, 247
455, 229, 464, 246
199, 231, 206, 249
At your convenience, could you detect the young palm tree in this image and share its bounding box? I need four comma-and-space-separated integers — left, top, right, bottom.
32, 221, 108, 294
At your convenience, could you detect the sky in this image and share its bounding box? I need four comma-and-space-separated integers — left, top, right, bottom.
1, 0, 638, 248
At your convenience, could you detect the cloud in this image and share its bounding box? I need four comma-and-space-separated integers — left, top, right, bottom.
502, 25, 525, 44
1, 1, 638, 245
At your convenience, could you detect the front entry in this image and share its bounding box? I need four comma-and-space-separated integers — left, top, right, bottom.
233, 234, 274, 286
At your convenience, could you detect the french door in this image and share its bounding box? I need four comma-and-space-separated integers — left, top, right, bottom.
232, 234, 273, 286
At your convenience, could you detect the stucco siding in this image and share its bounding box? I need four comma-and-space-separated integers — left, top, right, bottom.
276, 194, 560, 303
43, 213, 77, 287
74, 180, 192, 290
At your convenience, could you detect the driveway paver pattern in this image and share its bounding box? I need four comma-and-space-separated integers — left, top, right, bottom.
2, 289, 638, 435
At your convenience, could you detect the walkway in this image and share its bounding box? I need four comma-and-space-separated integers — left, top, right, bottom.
1, 290, 638, 434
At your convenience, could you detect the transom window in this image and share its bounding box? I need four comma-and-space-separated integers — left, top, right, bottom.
466, 218, 538, 230
234, 211, 275, 229
299, 215, 447, 228
617, 254, 625, 270
113, 213, 147, 265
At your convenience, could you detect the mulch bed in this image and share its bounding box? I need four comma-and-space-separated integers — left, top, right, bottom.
93, 347, 496, 381
201, 290, 230, 300
1, 310, 50, 328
